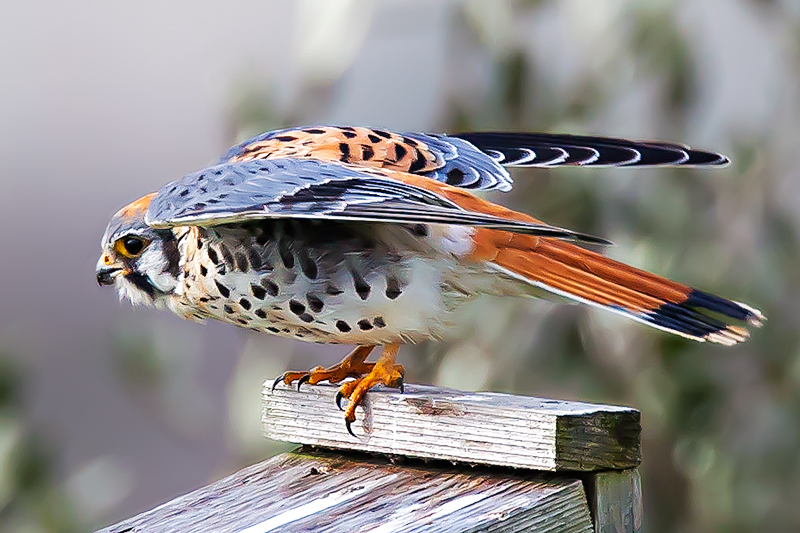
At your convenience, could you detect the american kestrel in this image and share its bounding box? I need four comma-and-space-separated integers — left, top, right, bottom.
97, 126, 764, 435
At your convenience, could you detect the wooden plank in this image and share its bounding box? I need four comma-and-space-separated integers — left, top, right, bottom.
96, 449, 594, 533
587, 468, 643, 533
263, 381, 640, 472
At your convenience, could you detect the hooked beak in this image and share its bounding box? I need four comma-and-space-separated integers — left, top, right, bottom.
96, 267, 121, 286
96, 253, 122, 287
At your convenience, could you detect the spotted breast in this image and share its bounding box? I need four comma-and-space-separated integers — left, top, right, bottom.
176, 219, 490, 345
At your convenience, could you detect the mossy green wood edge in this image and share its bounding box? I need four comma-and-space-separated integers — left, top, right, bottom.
263, 381, 641, 472
556, 411, 641, 470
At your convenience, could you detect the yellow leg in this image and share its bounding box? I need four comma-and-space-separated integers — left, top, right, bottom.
272, 345, 376, 391
335, 343, 404, 436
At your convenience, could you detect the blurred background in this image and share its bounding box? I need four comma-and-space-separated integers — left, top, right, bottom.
1, 0, 799, 531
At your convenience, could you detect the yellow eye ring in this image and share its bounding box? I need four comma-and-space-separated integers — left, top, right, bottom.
114, 236, 149, 258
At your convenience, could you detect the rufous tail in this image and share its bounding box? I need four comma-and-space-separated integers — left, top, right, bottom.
474, 230, 764, 345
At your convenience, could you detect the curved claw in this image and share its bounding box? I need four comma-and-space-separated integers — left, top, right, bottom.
335, 390, 346, 411
345, 418, 356, 438
271, 374, 287, 391
297, 374, 311, 391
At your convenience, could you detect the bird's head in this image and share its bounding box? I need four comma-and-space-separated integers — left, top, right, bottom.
96, 193, 181, 308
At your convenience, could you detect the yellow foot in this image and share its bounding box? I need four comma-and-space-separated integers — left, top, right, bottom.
334, 344, 404, 437
272, 345, 376, 391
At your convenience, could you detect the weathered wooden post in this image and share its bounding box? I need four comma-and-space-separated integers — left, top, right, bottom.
98, 382, 642, 533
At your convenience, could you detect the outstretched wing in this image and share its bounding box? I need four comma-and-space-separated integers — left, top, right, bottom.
218, 126, 729, 193
144, 158, 609, 245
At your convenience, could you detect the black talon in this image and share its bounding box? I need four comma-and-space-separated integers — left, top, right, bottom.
335, 391, 346, 411
345, 418, 356, 438
272, 374, 287, 391
297, 374, 311, 391
398, 380, 404, 394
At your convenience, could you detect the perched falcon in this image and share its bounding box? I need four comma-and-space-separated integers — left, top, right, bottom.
97, 126, 764, 435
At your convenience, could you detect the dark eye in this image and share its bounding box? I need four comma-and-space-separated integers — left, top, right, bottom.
114, 236, 148, 258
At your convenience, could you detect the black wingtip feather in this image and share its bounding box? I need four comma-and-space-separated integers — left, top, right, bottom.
684, 290, 763, 325
452, 132, 729, 169
644, 289, 763, 345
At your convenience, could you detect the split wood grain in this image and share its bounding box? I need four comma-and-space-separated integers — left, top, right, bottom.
263, 381, 640, 472
96, 450, 594, 533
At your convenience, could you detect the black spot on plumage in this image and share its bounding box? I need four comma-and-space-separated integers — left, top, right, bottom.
303, 128, 325, 134
275, 135, 297, 142
279, 241, 294, 269
446, 168, 466, 184
251, 284, 267, 299
219, 244, 234, 267
336, 320, 351, 332
200, 265, 208, 277
409, 224, 428, 237
307, 294, 324, 313
224, 304, 235, 314
179, 189, 189, 197
262, 279, 279, 297
342, 130, 357, 138
339, 143, 350, 162
361, 144, 374, 160
352, 271, 371, 300
299, 313, 314, 323
368, 134, 381, 144
298, 251, 318, 279
385, 277, 402, 300
374, 316, 386, 328
199, 297, 210, 303
289, 300, 306, 316
215, 280, 231, 298
237, 318, 249, 325
374, 129, 391, 138
393, 143, 407, 161
325, 284, 344, 296
235, 252, 249, 272
267, 326, 280, 332
357, 319, 373, 331
158, 230, 180, 277
256, 231, 269, 246
255, 309, 267, 319
409, 151, 427, 173
247, 248, 263, 270
197, 238, 203, 249
239, 298, 252, 310
403, 136, 419, 147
